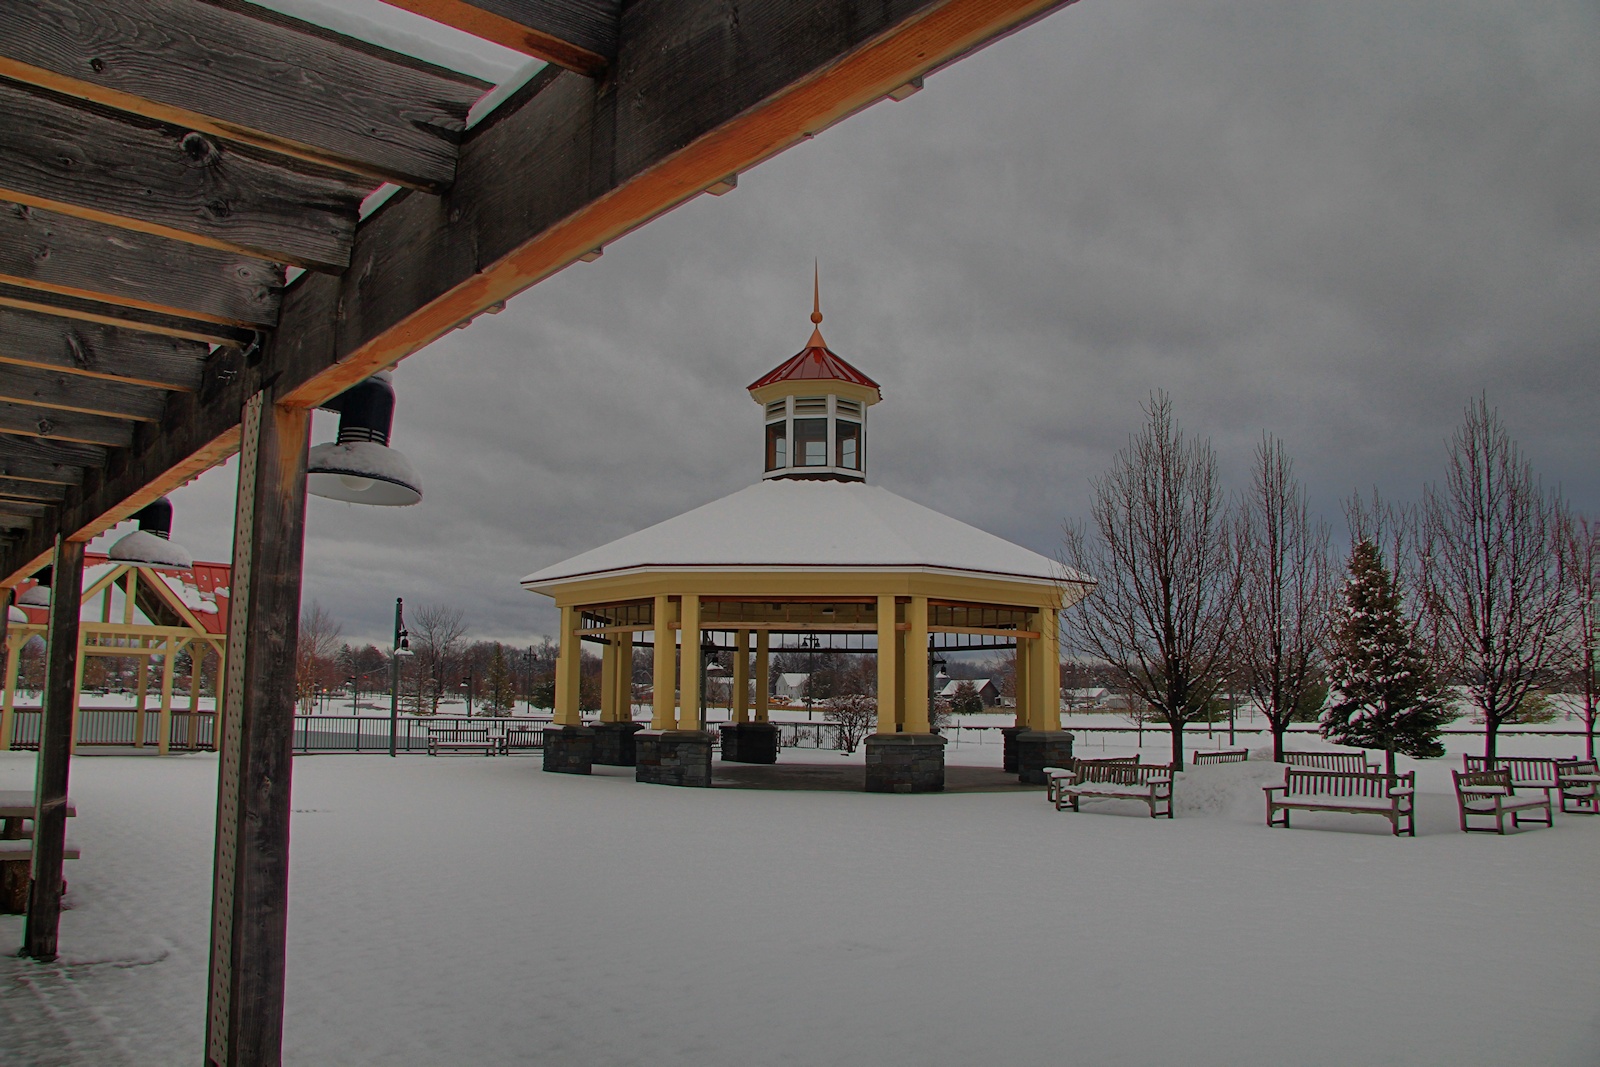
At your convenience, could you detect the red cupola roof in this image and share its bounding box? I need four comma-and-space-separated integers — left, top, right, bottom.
747, 266, 881, 398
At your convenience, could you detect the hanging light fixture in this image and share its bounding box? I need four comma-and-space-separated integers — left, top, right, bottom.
307, 372, 422, 507
17, 567, 51, 607
109, 496, 193, 569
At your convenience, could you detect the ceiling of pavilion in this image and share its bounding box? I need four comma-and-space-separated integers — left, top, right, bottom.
0, 0, 1079, 590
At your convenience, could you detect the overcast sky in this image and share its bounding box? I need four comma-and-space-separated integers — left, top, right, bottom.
95, 0, 1600, 649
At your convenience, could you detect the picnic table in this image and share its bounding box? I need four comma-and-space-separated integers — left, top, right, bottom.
0, 789, 79, 913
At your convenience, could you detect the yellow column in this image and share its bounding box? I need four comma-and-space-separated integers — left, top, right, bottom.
190, 645, 204, 711
600, 636, 618, 723
1036, 608, 1060, 731
754, 631, 770, 723
651, 595, 676, 729
1014, 630, 1031, 729
0, 639, 19, 750
134, 651, 149, 748
158, 638, 178, 753
69, 628, 86, 754
732, 630, 750, 724
554, 605, 582, 727
903, 596, 929, 733
616, 631, 634, 721
678, 594, 700, 731
875, 595, 898, 735
123, 568, 138, 625
213, 641, 226, 751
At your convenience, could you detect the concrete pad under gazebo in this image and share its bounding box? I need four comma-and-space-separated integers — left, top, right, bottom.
521, 291, 1093, 792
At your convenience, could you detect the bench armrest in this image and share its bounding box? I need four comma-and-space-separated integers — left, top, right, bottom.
1388, 787, 1414, 796
1263, 785, 1285, 795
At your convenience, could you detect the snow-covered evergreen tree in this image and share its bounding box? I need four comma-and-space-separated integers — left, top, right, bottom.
1320, 540, 1451, 774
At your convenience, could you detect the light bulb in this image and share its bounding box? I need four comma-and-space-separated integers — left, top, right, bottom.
339, 474, 376, 493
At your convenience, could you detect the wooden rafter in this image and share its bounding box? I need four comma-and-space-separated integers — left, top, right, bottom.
0, 364, 168, 422
0, 305, 207, 391
0, 436, 97, 484
0, 0, 1083, 587
0, 202, 283, 328
378, 0, 617, 76
0, 401, 136, 449
0, 283, 256, 349
0, 0, 485, 191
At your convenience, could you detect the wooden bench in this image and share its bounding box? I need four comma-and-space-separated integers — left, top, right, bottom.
0, 839, 82, 913
1043, 757, 1138, 805
1283, 750, 1376, 772
1461, 755, 1576, 805
1556, 758, 1599, 815
1193, 749, 1248, 765
426, 724, 497, 756
1265, 768, 1415, 836
498, 726, 545, 754
1055, 760, 1174, 819
1453, 768, 1552, 833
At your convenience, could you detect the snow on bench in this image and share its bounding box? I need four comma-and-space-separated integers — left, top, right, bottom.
1192, 749, 1248, 765
1053, 759, 1174, 819
1461, 755, 1578, 805
1453, 768, 1552, 834
425, 724, 497, 756
1557, 758, 1599, 815
1283, 750, 1376, 773
1043, 757, 1138, 806
1264, 768, 1415, 836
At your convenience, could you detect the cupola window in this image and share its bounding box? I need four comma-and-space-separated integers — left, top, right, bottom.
795, 418, 828, 466
836, 420, 861, 470
766, 420, 787, 471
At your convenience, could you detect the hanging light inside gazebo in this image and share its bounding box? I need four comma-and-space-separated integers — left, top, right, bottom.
307, 372, 422, 506
108, 496, 194, 570
17, 567, 52, 608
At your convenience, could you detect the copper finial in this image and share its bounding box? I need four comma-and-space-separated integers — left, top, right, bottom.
811, 260, 823, 325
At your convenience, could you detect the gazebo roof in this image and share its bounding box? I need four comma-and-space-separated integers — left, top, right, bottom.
747, 343, 881, 396
522, 480, 1090, 591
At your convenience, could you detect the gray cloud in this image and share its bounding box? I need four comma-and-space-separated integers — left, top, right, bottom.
110, 0, 1599, 647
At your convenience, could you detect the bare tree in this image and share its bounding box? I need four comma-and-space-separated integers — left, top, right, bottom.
825, 694, 877, 752
1235, 435, 1334, 761
1061, 392, 1242, 770
296, 601, 342, 714
1418, 396, 1570, 761
1559, 515, 1599, 759
411, 603, 468, 715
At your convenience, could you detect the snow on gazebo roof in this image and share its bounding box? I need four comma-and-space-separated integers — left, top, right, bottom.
522, 480, 1089, 592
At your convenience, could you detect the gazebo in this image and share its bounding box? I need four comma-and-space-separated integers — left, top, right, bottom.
522, 292, 1094, 791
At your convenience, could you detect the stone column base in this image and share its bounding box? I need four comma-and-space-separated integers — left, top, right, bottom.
1015, 730, 1074, 785
591, 721, 646, 766
542, 725, 595, 775
636, 730, 714, 787
720, 722, 779, 764
864, 733, 947, 793
1001, 725, 1026, 773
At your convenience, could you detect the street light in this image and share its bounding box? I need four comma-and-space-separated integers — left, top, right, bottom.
462, 672, 474, 717
388, 597, 413, 757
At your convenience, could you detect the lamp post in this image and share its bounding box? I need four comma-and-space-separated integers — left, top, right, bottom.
388, 598, 412, 757
462, 672, 474, 717
802, 632, 820, 721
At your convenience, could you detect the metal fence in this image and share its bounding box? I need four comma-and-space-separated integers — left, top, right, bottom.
293, 715, 553, 754
6, 708, 215, 750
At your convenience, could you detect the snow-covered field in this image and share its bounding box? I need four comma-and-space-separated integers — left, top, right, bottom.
1, 734, 1596, 1066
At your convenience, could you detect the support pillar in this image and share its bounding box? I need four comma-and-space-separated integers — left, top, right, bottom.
719, 628, 775, 762
599, 636, 618, 723
753, 631, 770, 723
159, 639, 177, 752
678, 594, 700, 732
866, 597, 943, 792
1017, 607, 1073, 785
732, 630, 750, 724
544, 604, 593, 774
1, 612, 19, 750
591, 630, 641, 765
875, 595, 898, 736
22, 535, 83, 959
650, 596, 676, 730
134, 652, 149, 748
903, 596, 929, 734
204, 390, 310, 1066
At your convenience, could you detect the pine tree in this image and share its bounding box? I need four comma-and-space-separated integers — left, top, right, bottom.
1320, 540, 1451, 774
485, 643, 516, 716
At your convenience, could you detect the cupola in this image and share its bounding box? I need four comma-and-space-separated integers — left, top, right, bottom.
747, 272, 881, 482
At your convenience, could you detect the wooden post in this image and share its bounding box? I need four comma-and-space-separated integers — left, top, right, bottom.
68, 627, 86, 754
134, 651, 149, 748
1014, 626, 1031, 730
23, 534, 85, 960
159, 638, 178, 752
204, 390, 310, 1067
679, 594, 700, 731
876, 595, 898, 735
732, 630, 750, 724
599, 630, 617, 723
754, 630, 770, 723
615, 631, 634, 721
553, 605, 581, 727
651, 596, 676, 730
1, 635, 19, 750
904, 596, 929, 733
191, 644, 205, 711
1036, 608, 1060, 731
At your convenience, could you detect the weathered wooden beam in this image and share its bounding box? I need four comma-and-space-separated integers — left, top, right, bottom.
0, 478, 68, 502
0, 500, 48, 519
205, 390, 309, 1066
0, 364, 168, 421
22, 534, 82, 961
0, 436, 93, 485
378, 0, 616, 76
0, 79, 368, 271
0, 281, 256, 348
0, 202, 282, 327
0, 0, 483, 191
0, 513, 34, 530
0, 304, 207, 390
0, 401, 135, 448
1, 0, 1083, 586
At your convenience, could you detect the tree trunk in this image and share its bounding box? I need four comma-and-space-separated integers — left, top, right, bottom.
1484, 718, 1499, 762
1272, 721, 1287, 763
1169, 716, 1185, 771
1385, 746, 1396, 777
1585, 705, 1595, 761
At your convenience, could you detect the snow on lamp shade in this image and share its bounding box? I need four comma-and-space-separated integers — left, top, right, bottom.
8, 604, 26, 622
307, 373, 422, 507
18, 566, 51, 607
109, 496, 193, 570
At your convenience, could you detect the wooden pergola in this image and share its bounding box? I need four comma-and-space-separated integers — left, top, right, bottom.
0, 1, 1082, 1062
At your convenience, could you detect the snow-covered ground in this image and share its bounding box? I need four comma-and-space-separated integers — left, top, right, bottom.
1, 734, 1596, 1066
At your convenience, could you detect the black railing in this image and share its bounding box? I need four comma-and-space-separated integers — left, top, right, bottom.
5, 708, 215, 750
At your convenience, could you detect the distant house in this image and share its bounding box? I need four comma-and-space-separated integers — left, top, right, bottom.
774, 673, 810, 701
940, 678, 1001, 708
1065, 687, 1110, 707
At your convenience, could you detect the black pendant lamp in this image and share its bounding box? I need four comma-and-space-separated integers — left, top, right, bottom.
109, 496, 193, 569
307, 372, 422, 506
